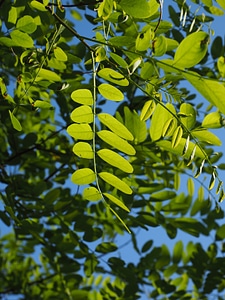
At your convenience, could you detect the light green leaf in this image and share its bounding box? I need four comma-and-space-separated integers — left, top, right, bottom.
150, 103, 177, 141
157, 139, 205, 159
0, 37, 15, 47
187, 178, 195, 197
194, 159, 205, 178
98, 68, 129, 86
71, 168, 95, 185
33, 100, 52, 109
109, 52, 128, 68
120, 0, 159, 19
99, 172, 132, 194
83, 187, 102, 201
217, 56, 225, 77
54, 47, 68, 62
97, 0, 113, 20
216, 0, 225, 10
98, 113, 134, 141
109, 36, 135, 47
171, 126, 183, 148
9, 110, 22, 131
71, 89, 93, 105
151, 190, 177, 201
174, 31, 209, 68
136, 27, 152, 52
191, 129, 222, 146
202, 111, 223, 128
37, 69, 61, 82
153, 35, 167, 57
97, 130, 136, 155
94, 46, 107, 62
73, 142, 94, 159
70, 105, 93, 124
209, 172, 216, 190
30, 1, 48, 11
140, 100, 156, 121
124, 107, 147, 144
98, 83, 124, 101
8, 6, 17, 24
97, 149, 133, 173
184, 71, 225, 114
104, 193, 130, 212
162, 118, 176, 137
10, 30, 34, 48
140, 61, 155, 80
67, 124, 93, 140
16, 16, 37, 33
209, 6, 224, 15
179, 103, 196, 129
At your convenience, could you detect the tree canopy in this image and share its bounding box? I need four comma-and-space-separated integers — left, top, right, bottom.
1, 0, 225, 299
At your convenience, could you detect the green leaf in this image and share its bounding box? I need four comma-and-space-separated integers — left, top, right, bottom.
202, 111, 223, 128
171, 126, 183, 148
191, 129, 222, 146
97, 130, 136, 155
67, 124, 93, 140
217, 56, 225, 77
97, 0, 113, 20
209, 6, 224, 15
8, 6, 17, 24
37, 69, 61, 82
33, 100, 52, 109
150, 103, 177, 141
97, 149, 133, 173
209, 172, 216, 190
104, 193, 130, 212
140, 61, 155, 80
136, 27, 152, 52
95, 242, 117, 253
16, 16, 37, 33
71, 168, 95, 185
54, 47, 68, 62
71, 89, 93, 105
98, 113, 134, 141
71, 105, 93, 124
83, 187, 102, 201
150, 190, 177, 201
119, 0, 159, 19
98, 68, 129, 86
10, 30, 34, 48
153, 35, 167, 57
98, 83, 124, 101
174, 31, 209, 68
173, 241, 183, 264
9, 110, 22, 131
179, 103, 196, 129
162, 118, 176, 137
99, 172, 132, 195
187, 178, 195, 197
30, 1, 48, 11
140, 100, 156, 121
184, 71, 225, 114
109, 52, 128, 68
216, 0, 225, 10
73, 142, 94, 159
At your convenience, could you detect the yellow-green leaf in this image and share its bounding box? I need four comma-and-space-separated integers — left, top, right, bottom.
67, 124, 93, 140
191, 129, 222, 146
98, 68, 129, 86
162, 118, 176, 137
71, 89, 93, 105
73, 142, 94, 159
97, 130, 136, 155
153, 35, 167, 57
179, 103, 196, 130
98, 113, 134, 141
98, 83, 124, 101
9, 110, 22, 131
174, 31, 209, 68
30, 0, 48, 11
33, 100, 52, 109
10, 30, 34, 48
71, 168, 95, 185
97, 149, 133, 173
171, 126, 183, 148
54, 47, 68, 62
202, 111, 223, 128
217, 56, 225, 77
104, 193, 130, 212
99, 172, 132, 194
37, 69, 61, 82
140, 100, 156, 121
136, 27, 152, 52
16, 15, 37, 33
120, 0, 159, 19
83, 187, 102, 201
70, 105, 93, 124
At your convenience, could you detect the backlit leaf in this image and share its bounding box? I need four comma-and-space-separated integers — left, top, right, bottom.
98, 68, 129, 86
209, 172, 216, 190
120, 0, 159, 19
98, 83, 124, 101
140, 100, 156, 121
71, 105, 93, 123
54, 47, 68, 62
97, 130, 136, 155
192, 129, 222, 146
83, 187, 102, 201
99, 172, 132, 194
73, 142, 94, 159
16, 16, 37, 33
179, 103, 196, 129
67, 124, 93, 140
37, 69, 61, 82
171, 126, 183, 148
9, 110, 22, 131
97, 149, 133, 173
71, 168, 95, 185
10, 30, 34, 48
109, 52, 128, 68
95, 242, 117, 253
33, 100, 52, 109
136, 27, 152, 52
98, 113, 134, 141
202, 111, 223, 128
71, 89, 93, 105
104, 193, 130, 212
174, 31, 209, 68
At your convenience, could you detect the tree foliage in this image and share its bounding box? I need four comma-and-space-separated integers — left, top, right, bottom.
1, 0, 225, 299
